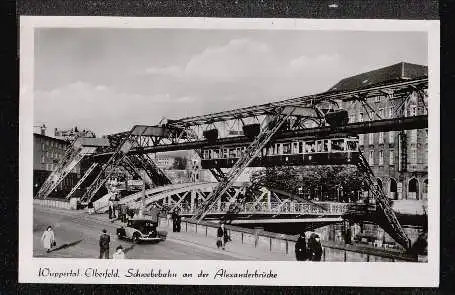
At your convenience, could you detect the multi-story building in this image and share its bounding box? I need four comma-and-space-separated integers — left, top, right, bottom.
330, 62, 428, 201
33, 132, 81, 196
152, 155, 176, 170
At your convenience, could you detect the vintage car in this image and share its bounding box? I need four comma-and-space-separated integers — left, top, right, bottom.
116, 216, 167, 243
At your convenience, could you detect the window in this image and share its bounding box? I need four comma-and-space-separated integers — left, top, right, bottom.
379, 150, 384, 165
41, 156, 45, 164
424, 146, 428, 163
369, 133, 374, 145
409, 105, 417, 116
409, 129, 417, 143
424, 128, 428, 144
282, 143, 291, 154
41, 143, 45, 151
389, 150, 394, 165
331, 139, 345, 152
46, 151, 49, 158
369, 112, 374, 121
375, 96, 381, 103
359, 113, 364, 122
359, 134, 364, 146
410, 148, 417, 164
379, 108, 384, 118
389, 131, 394, 143
379, 132, 384, 144
349, 114, 355, 123
388, 106, 394, 118
369, 150, 374, 165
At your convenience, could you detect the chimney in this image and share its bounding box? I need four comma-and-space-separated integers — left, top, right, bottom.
40, 125, 46, 136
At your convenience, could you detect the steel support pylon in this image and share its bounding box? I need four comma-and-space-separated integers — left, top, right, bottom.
65, 162, 99, 199
80, 132, 140, 204
191, 106, 297, 222
354, 150, 410, 249
35, 143, 96, 199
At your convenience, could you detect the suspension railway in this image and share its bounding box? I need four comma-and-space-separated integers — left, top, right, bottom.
34, 77, 428, 250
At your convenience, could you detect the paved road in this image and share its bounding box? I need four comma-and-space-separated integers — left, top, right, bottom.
33, 206, 245, 260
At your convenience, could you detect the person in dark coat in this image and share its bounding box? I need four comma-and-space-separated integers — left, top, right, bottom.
295, 234, 307, 261
108, 199, 114, 219
175, 209, 181, 232
217, 223, 230, 250
308, 233, 323, 261
88, 201, 94, 215
171, 210, 178, 232
99, 229, 110, 259
120, 204, 128, 223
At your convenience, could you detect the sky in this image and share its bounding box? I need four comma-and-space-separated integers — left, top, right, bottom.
33, 28, 428, 137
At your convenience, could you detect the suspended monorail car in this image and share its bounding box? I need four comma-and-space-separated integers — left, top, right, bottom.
200, 134, 360, 169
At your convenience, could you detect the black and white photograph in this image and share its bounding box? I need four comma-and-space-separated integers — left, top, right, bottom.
19, 17, 439, 286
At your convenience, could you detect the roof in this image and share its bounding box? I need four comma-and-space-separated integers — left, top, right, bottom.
328, 62, 428, 92
130, 216, 158, 222
74, 137, 110, 147
33, 133, 70, 144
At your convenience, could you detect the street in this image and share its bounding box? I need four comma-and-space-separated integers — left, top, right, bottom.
33, 206, 245, 260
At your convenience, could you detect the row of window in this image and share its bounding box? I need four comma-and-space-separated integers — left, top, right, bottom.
40, 151, 63, 163
367, 148, 427, 166
41, 140, 66, 151
358, 130, 426, 146
348, 104, 419, 123
202, 138, 359, 160
368, 150, 394, 166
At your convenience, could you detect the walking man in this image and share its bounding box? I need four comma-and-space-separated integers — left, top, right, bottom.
99, 229, 110, 259
108, 199, 114, 219
217, 223, 230, 250
308, 233, 323, 261
295, 233, 307, 261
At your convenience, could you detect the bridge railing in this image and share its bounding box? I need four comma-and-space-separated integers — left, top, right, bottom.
161, 217, 418, 262
180, 201, 355, 215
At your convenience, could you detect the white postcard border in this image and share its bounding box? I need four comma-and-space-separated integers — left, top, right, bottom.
19, 16, 440, 286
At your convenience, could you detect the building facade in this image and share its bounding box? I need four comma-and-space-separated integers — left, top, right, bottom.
33, 133, 80, 196
332, 62, 428, 200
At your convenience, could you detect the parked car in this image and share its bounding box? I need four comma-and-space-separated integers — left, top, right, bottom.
116, 216, 167, 243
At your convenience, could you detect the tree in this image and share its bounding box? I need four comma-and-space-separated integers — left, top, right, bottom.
172, 157, 188, 170
250, 165, 367, 202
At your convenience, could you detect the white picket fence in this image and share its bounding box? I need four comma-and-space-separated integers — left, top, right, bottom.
33, 198, 72, 210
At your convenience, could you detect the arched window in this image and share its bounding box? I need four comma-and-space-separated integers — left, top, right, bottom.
389, 178, 397, 199
408, 178, 419, 200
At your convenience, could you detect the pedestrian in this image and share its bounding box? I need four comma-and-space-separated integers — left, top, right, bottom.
108, 199, 114, 219
113, 196, 119, 218
172, 210, 178, 232
295, 233, 307, 261
88, 201, 94, 215
308, 233, 323, 261
175, 209, 181, 232
99, 229, 110, 259
217, 223, 230, 250
120, 204, 127, 223
112, 245, 125, 259
41, 226, 56, 253
216, 224, 224, 249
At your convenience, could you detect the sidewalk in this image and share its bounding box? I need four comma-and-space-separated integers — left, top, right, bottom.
89, 213, 295, 261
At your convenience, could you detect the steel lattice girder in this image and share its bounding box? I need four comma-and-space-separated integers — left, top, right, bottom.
166, 78, 427, 128
92, 78, 427, 156
90, 115, 426, 158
